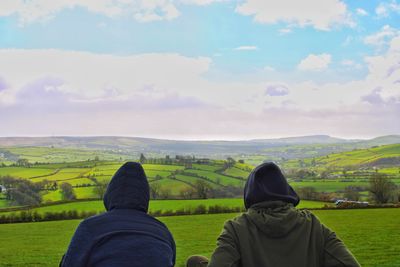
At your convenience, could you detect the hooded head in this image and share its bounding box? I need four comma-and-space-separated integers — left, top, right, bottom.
244, 162, 300, 209
103, 162, 150, 212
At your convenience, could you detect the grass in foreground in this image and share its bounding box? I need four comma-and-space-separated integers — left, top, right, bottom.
0, 208, 399, 267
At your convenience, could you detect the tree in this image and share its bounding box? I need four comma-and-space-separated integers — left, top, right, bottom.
184, 160, 193, 169
298, 160, 305, 168
343, 186, 360, 201
194, 180, 211, 199
139, 153, 147, 164
319, 170, 330, 179
369, 173, 396, 204
311, 158, 316, 167
159, 188, 171, 199
179, 187, 196, 199
1, 176, 42, 206
93, 181, 108, 199
60, 183, 76, 200
16, 159, 30, 167
52, 182, 58, 190
295, 169, 314, 180
296, 186, 317, 200
226, 157, 236, 168
150, 182, 161, 199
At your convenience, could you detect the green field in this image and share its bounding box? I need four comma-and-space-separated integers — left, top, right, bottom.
183, 169, 243, 186
223, 167, 250, 178
1, 144, 400, 209
1, 147, 128, 163
1, 161, 255, 202
155, 178, 191, 195
290, 180, 369, 192
0, 199, 9, 208
0, 199, 327, 215
0, 167, 56, 179
0, 208, 398, 266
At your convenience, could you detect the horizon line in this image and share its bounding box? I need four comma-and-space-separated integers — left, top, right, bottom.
0, 134, 398, 142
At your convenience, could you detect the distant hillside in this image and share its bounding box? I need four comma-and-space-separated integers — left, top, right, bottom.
285, 144, 400, 169
0, 135, 399, 161
252, 135, 352, 144
359, 135, 400, 146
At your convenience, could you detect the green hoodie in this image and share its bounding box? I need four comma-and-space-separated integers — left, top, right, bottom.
208, 201, 360, 267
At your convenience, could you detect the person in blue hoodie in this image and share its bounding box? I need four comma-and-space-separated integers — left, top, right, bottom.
60, 162, 176, 267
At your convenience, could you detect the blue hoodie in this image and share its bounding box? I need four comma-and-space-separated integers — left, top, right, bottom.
60, 162, 176, 267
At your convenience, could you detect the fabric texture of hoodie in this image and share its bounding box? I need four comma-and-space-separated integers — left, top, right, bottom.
208, 162, 360, 267
60, 162, 176, 267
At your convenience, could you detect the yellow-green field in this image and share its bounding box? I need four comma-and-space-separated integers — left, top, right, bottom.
284, 144, 400, 170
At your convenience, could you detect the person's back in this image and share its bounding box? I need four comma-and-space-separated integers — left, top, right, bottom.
206, 162, 360, 267
60, 162, 175, 267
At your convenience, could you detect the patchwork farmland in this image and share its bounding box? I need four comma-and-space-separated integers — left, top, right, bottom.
0, 140, 399, 266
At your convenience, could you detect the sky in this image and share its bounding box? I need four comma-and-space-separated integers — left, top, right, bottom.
0, 0, 399, 140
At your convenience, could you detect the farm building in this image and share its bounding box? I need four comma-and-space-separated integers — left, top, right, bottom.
0, 184, 6, 193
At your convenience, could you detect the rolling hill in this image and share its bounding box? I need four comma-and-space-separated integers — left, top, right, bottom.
0, 135, 399, 161
285, 143, 400, 168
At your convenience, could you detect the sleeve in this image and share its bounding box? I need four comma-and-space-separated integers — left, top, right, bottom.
208, 221, 240, 267
170, 231, 176, 267
322, 225, 361, 267
60, 221, 93, 267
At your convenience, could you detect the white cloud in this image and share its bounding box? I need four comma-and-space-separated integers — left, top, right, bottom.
0, 45, 399, 138
341, 59, 362, 69
364, 35, 400, 86
0, 0, 221, 24
297, 53, 332, 71
376, 1, 400, 17
341, 36, 353, 46
356, 8, 368, 16
180, 0, 224, 5
234, 46, 258, 51
279, 28, 292, 35
265, 84, 289, 96
235, 0, 353, 31
364, 25, 399, 48
376, 4, 388, 17
264, 66, 275, 71
0, 49, 212, 104
341, 59, 354, 66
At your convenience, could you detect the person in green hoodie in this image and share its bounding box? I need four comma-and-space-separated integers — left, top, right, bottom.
187, 162, 360, 267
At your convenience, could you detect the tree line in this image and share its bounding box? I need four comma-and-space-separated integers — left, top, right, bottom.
296, 173, 399, 204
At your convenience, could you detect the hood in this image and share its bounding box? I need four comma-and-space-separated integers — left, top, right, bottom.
103, 162, 150, 212
246, 201, 302, 237
244, 162, 299, 209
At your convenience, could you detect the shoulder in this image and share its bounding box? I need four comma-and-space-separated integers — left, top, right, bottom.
296, 209, 327, 235
296, 209, 321, 222
223, 213, 251, 231
146, 214, 172, 232
77, 211, 110, 229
